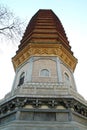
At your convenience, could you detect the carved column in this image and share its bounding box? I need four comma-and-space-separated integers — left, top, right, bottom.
56, 57, 63, 83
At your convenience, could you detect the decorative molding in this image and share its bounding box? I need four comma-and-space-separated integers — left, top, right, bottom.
0, 97, 87, 118
12, 44, 77, 71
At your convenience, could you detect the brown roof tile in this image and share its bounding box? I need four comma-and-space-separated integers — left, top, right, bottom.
17, 9, 73, 54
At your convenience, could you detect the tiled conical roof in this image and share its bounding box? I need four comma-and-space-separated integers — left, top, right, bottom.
17, 9, 72, 54
12, 9, 77, 71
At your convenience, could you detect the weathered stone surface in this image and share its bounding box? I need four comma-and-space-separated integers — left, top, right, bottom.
0, 120, 87, 130
0, 9, 87, 130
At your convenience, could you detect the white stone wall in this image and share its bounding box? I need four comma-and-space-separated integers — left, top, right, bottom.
32, 57, 58, 82
11, 56, 77, 93
60, 60, 77, 91
11, 58, 32, 90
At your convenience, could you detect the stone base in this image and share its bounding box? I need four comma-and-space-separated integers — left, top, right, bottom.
0, 121, 87, 130
0, 97, 87, 130
0, 109, 87, 130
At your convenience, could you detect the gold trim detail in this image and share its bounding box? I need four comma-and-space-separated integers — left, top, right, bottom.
12, 44, 77, 71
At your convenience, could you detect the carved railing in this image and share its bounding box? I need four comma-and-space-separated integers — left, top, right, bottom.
12, 82, 70, 97
12, 82, 86, 105
4, 82, 86, 105
22, 82, 65, 88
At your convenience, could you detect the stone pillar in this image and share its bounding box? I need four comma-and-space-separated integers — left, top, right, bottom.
26, 57, 33, 82
11, 72, 18, 96
56, 57, 62, 83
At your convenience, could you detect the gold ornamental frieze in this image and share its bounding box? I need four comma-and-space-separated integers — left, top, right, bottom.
12, 44, 77, 71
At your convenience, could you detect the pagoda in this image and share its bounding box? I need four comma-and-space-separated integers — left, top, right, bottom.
0, 9, 87, 130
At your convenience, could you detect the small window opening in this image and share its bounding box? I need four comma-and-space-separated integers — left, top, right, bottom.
64, 72, 70, 85
40, 69, 49, 77
18, 72, 25, 86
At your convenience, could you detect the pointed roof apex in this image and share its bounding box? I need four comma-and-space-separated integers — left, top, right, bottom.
12, 9, 77, 71
17, 9, 72, 54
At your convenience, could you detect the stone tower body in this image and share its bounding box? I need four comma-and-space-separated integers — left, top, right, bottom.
0, 9, 87, 130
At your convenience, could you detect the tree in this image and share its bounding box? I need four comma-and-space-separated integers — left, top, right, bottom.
0, 5, 24, 43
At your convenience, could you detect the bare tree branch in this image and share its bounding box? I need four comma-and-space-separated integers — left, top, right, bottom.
0, 5, 25, 44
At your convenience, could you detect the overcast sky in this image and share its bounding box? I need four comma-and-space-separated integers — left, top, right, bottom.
0, 0, 87, 100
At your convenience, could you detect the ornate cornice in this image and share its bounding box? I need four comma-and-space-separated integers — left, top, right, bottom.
12, 43, 77, 71
0, 97, 87, 118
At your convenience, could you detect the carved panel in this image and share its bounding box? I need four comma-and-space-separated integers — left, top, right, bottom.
12, 44, 77, 71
